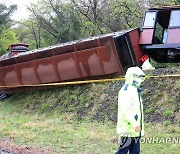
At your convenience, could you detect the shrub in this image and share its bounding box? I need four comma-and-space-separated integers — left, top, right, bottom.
163, 110, 173, 116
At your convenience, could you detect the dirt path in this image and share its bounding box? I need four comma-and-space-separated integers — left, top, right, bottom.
0, 140, 52, 154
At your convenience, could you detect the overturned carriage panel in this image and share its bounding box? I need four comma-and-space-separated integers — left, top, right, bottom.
98, 36, 123, 74
53, 53, 81, 81
33, 58, 60, 83
74, 47, 105, 77
0, 33, 126, 94
0, 65, 21, 86
16, 61, 41, 85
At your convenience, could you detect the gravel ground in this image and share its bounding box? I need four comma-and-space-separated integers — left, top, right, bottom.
0, 140, 52, 154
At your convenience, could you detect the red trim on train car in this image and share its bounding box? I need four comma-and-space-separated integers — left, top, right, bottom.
139, 29, 154, 44
128, 29, 145, 65
141, 55, 149, 63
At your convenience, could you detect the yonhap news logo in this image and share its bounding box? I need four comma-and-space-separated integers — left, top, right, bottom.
118, 134, 140, 149
118, 137, 132, 149
117, 134, 180, 149
140, 137, 180, 144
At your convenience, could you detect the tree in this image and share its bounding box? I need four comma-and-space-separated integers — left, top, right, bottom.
0, 3, 17, 34
0, 3, 17, 55
71, 0, 108, 35
71, 0, 145, 34
109, 0, 145, 30
21, 20, 43, 49
0, 30, 18, 55
28, 0, 82, 44
15, 18, 55, 50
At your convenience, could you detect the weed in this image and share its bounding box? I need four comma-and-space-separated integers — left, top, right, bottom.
168, 96, 177, 103
145, 108, 154, 114
170, 127, 180, 133
41, 103, 48, 110
79, 94, 85, 103
163, 110, 174, 117
163, 120, 171, 126
69, 94, 77, 102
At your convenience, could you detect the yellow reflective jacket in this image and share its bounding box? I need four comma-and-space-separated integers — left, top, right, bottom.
117, 67, 145, 137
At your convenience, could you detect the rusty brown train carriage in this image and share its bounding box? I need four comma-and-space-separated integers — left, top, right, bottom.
0, 28, 144, 94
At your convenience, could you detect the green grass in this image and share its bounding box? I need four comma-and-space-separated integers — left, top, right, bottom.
0, 107, 117, 153
0, 100, 179, 154
141, 123, 180, 154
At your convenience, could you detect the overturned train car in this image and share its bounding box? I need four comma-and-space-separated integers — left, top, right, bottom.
0, 28, 144, 94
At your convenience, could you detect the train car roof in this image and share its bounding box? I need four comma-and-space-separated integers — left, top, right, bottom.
10, 29, 135, 58
149, 6, 180, 10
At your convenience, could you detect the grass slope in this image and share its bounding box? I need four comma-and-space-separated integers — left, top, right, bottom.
0, 67, 179, 153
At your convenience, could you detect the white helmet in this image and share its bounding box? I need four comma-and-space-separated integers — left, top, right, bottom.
125, 67, 145, 87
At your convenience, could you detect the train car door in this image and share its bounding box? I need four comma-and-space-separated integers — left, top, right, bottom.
139, 11, 157, 45
167, 10, 180, 43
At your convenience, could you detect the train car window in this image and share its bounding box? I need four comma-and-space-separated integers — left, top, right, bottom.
153, 10, 171, 44
162, 29, 168, 43
154, 22, 164, 44
169, 10, 180, 27
143, 11, 157, 28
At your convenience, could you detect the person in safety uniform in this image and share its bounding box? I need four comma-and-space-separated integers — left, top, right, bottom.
116, 66, 145, 154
